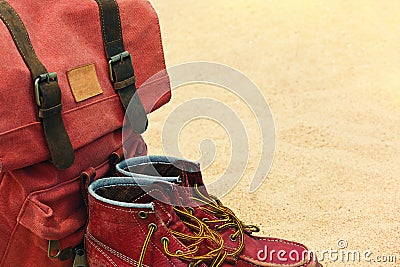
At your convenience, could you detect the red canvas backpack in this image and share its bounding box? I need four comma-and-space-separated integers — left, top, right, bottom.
0, 0, 170, 266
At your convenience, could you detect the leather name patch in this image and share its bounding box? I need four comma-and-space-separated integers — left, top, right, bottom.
67, 63, 103, 102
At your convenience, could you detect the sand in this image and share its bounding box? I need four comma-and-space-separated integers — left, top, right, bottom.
143, 1, 400, 266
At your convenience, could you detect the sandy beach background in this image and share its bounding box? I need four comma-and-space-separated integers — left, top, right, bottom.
143, 1, 400, 266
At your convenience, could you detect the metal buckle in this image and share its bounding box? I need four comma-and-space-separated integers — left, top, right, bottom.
47, 240, 62, 259
108, 51, 131, 82
34, 72, 58, 106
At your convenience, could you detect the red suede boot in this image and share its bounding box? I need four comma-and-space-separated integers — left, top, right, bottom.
86, 177, 238, 267
117, 156, 322, 267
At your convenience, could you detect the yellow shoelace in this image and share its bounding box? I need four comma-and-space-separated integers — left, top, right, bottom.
137, 184, 260, 267
138, 206, 228, 267
190, 184, 260, 257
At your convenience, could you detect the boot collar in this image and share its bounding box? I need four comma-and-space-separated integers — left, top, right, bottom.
117, 155, 203, 187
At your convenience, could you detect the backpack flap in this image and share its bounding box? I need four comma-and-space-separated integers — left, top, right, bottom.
0, 0, 171, 172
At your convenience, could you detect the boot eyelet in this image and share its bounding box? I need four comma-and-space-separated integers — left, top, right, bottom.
138, 211, 148, 219
189, 262, 195, 267
175, 250, 183, 255
230, 234, 238, 242
148, 223, 158, 231
161, 237, 170, 245
214, 225, 220, 231
202, 218, 209, 223
187, 207, 195, 214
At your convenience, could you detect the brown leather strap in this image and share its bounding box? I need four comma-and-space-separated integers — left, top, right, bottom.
94, 0, 148, 134
0, 0, 74, 169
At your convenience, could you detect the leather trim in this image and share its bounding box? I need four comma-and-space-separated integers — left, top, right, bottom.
94, 0, 148, 134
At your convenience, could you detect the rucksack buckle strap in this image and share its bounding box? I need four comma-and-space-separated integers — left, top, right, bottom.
107, 50, 148, 134
34, 71, 74, 169
108, 51, 131, 82
34, 72, 58, 106
114, 75, 136, 91
38, 103, 62, 119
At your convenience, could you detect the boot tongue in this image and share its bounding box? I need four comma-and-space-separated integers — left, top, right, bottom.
142, 181, 224, 263
143, 181, 195, 236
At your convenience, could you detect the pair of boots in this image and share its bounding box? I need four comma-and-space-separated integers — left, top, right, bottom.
85, 156, 321, 267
